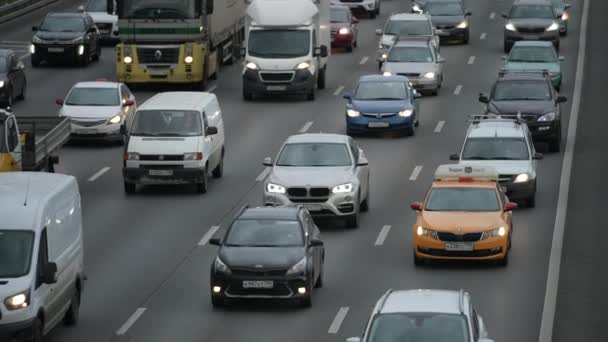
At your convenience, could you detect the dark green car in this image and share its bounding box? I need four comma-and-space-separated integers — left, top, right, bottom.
501, 41, 564, 90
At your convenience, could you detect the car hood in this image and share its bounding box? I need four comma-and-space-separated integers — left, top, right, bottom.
383, 62, 436, 74
488, 100, 555, 115
459, 160, 533, 175
509, 18, 555, 28
351, 99, 413, 113
269, 166, 355, 187
88, 12, 117, 23
420, 211, 504, 232
431, 15, 465, 26
61, 105, 121, 119
219, 246, 304, 269
503, 62, 560, 73
35, 31, 84, 41
127, 136, 200, 154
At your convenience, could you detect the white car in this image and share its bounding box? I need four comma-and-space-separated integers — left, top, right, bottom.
56, 80, 136, 142
78, 0, 118, 42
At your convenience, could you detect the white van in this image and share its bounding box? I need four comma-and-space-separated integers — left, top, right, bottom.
122, 92, 226, 194
0, 172, 84, 341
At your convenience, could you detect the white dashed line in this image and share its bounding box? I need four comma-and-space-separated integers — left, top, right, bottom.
480, 32, 487, 40
88, 167, 110, 182
328, 307, 350, 334
207, 84, 217, 92
333, 85, 345, 96
116, 308, 146, 335
453, 85, 463, 95
198, 226, 220, 246
256, 167, 271, 182
299, 121, 314, 133
434, 121, 445, 133
489, 12, 496, 19
409, 166, 423, 181
467, 56, 476, 65
359, 56, 369, 65
375, 225, 392, 246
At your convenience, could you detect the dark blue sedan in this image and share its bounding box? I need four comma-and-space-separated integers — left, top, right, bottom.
343, 75, 421, 136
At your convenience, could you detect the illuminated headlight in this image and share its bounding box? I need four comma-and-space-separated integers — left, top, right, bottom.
423, 72, 436, 79
184, 56, 193, 64
123, 56, 133, 64
505, 23, 516, 31
482, 226, 506, 239
538, 112, 556, 122
347, 109, 360, 117
398, 109, 413, 117
456, 21, 468, 29
416, 226, 438, 239
412, 4, 422, 12
246, 62, 258, 70
30, 44, 36, 54
338, 27, 350, 35
108, 114, 122, 124
77, 44, 84, 56
561, 12, 569, 21
0, 81, 4, 88
546, 22, 559, 31
126, 152, 140, 160
214, 257, 231, 275
332, 183, 353, 193
513, 173, 530, 183
295, 62, 310, 70
381, 53, 388, 60
286, 257, 306, 275
266, 183, 286, 194
4, 290, 30, 310
383, 71, 393, 76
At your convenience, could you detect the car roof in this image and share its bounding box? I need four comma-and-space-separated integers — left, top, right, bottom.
512, 40, 554, 47
467, 120, 527, 138
138, 92, 216, 111
285, 133, 350, 144
359, 75, 408, 82
389, 13, 430, 21
72, 81, 121, 89
381, 290, 463, 315
239, 206, 300, 220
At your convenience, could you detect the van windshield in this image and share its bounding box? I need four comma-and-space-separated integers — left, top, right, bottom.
248, 30, 311, 58
130, 110, 202, 137
0, 230, 35, 278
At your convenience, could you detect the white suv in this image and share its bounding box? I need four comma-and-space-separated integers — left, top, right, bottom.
450, 116, 542, 207
346, 289, 493, 342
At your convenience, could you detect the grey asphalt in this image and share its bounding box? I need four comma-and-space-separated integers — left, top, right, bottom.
0, 0, 587, 341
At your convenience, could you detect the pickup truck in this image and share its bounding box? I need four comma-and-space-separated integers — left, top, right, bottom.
0, 109, 70, 172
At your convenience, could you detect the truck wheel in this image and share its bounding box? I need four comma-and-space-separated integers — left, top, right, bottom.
124, 182, 136, 194
317, 67, 326, 89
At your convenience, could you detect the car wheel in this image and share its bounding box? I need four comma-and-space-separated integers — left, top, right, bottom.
431, 88, 439, 96
345, 207, 359, 228
317, 67, 326, 89
463, 30, 470, 44
307, 88, 315, 101
211, 294, 224, 308
243, 87, 253, 101
18, 82, 26, 100
360, 191, 370, 212
497, 252, 509, 266
525, 195, 536, 208
549, 134, 561, 153
314, 258, 324, 288
212, 149, 224, 178
63, 286, 81, 326
124, 181, 136, 194
31, 56, 40, 68
5, 86, 13, 107
80, 47, 90, 67
28, 317, 43, 342
353, 39, 358, 48
197, 166, 208, 193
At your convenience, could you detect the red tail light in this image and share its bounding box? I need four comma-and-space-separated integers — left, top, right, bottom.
195, 152, 203, 160
123, 151, 128, 161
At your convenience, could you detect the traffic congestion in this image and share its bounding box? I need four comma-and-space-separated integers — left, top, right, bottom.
0, 0, 590, 341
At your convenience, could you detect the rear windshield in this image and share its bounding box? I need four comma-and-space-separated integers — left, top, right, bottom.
426, 188, 500, 211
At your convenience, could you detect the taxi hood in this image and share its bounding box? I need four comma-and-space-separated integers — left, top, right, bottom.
419, 211, 504, 232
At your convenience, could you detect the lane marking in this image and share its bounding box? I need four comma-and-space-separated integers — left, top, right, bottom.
333, 85, 345, 96
256, 167, 271, 182
207, 84, 218, 92
489, 12, 496, 19
88, 166, 110, 182
359, 56, 369, 65
198, 226, 221, 246
375, 225, 392, 246
299, 121, 314, 133
409, 166, 423, 181
539, 0, 588, 341
453, 85, 463, 95
467, 56, 476, 65
434, 120, 445, 133
480, 32, 487, 40
328, 307, 350, 334
116, 307, 146, 335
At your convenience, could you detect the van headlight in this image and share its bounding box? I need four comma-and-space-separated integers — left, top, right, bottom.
214, 257, 231, 275
546, 22, 559, 31
538, 112, 556, 122
383, 71, 393, 76
286, 257, 306, 275
267, 183, 286, 194
398, 109, 413, 117
481, 226, 506, 239
505, 23, 516, 31
423, 72, 436, 79
347, 109, 360, 117
513, 173, 530, 183
108, 114, 122, 124
332, 183, 353, 193
4, 290, 30, 310
295, 62, 310, 70
246, 62, 258, 70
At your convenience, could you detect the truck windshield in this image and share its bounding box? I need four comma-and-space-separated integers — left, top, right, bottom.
130, 110, 202, 137
0, 230, 35, 279
248, 30, 311, 58
118, 0, 199, 19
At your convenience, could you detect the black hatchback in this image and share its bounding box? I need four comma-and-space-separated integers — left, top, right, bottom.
0, 49, 26, 107
209, 206, 325, 307
31, 12, 101, 67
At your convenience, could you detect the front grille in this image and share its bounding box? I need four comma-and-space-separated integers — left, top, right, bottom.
231, 268, 286, 277
71, 119, 106, 127
437, 25, 455, 29
517, 27, 545, 34
287, 187, 307, 197
290, 198, 328, 203
310, 187, 330, 197
436, 232, 483, 242
136, 47, 179, 64
362, 112, 396, 118
397, 73, 420, 78
226, 282, 292, 297
259, 72, 294, 82
139, 154, 184, 161
420, 247, 502, 258
340, 0, 363, 3
498, 174, 515, 184
139, 164, 184, 169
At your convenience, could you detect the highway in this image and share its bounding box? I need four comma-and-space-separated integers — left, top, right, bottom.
0, 0, 589, 341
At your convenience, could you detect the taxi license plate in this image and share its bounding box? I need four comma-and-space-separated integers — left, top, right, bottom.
445, 242, 474, 251
303, 204, 322, 212
243, 280, 273, 289
149, 170, 173, 176
48, 47, 64, 53
368, 122, 389, 128
267, 85, 287, 91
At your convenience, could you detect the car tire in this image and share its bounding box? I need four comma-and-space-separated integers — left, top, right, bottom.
243, 87, 253, 101
5, 86, 13, 107
17, 82, 26, 100
463, 30, 470, 44
317, 67, 326, 89
197, 166, 208, 193
360, 191, 370, 212
346, 127, 357, 137
413, 251, 424, 266
63, 286, 81, 326
307, 88, 315, 101
93, 45, 101, 62
431, 88, 439, 96
345, 208, 359, 228
314, 258, 324, 288
124, 181, 136, 194
27, 317, 43, 342
353, 39, 358, 48
212, 149, 224, 178
211, 295, 224, 308
549, 134, 561, 153
497, 252, 509, 266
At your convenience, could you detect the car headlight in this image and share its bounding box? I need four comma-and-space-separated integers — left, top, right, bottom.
561, 12, 569, 21
4, 290, 30, 310
286, 257, 307, 275
347, 109, 360, 118
108, 114, 122, 124
383, 71, 393, 76
295, 62, 310, 70
412, 4, 421, 12
183, 152, 203, 160
456, 21, 468, 29
481, 226, 506, 239
338, 27, 350, 35
381, 53, 388, 60
77, 44, 84, 56
126, 152, 139, 160
123, 56, 133, 64
399, 109, 413, 117
0, 81, 4, 88
184, 56, 193, 64
505, 23, 516, 31
416, 226, 438, 239
332, 183, 354, 193
546, 22, 559, 31
214, 257, 231, 275
267, 183, 286, 194
246, 62, 258, 70
423, 72, 436, 79
513, 173, 530, 183
30, 44, 36, 54
538, 112, 556, 122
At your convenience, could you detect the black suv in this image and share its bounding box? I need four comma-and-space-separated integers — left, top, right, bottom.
478, 71, 567, 152
31, 12, 101, 67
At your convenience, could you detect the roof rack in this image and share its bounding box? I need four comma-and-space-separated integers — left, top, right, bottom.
458, 289, 465, 314
466, 112, 525, 125
377, 289, 394, 312
498, 69, 549, 77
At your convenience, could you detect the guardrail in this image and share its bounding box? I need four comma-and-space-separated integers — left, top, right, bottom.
0, 0, 59, 24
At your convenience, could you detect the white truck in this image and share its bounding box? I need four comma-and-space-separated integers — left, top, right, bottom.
241, 0, 330, 101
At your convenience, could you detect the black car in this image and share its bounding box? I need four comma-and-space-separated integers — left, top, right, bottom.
31, 12, 101, 67
209, 206, 325, 307
479, 71, 567, 152
0, 49, 26, 107
423, 0, 471, 44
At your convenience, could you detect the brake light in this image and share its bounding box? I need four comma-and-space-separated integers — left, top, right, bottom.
195, 152, 203, 160
458, 176, 474, 182
123, 151, 128, 161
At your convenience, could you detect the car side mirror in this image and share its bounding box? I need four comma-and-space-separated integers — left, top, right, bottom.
437, 56, 446, 63
209, 238, 221, 246
449, 153, 459, 161
342, 92, 352, 100
263, 157, 273, 166
478, 93, 489, 103
501, 13, 508, 19
310, 239, 324, 247
77, 5, 85, 12
533, 152, 543, 160
357, 157, 368, 166
506, 202, 518, 211
240, 47, 246, 57
556, 95, 567, 103
32, 26, 38, 31
313, 46, 328, 57
375, 28, 382, 35
346, 338, 361, 342
206, 126, 218, 135
559, 56, 565, 61
120, 124, 127, 135
89, 27, 97, 33
410, 202, 422, 211
205, 0, 214, 14
123, 100, 134, 107
465, 11, 472, 16
352, 17, 359, 24
55, 98, 64, 105
42, 262, 58, 284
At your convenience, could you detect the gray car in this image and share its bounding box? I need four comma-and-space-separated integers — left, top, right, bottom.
263, 133, 370, 228
502, 0, 561, 53
423, 0, 472, 44
381, 38, 445, 95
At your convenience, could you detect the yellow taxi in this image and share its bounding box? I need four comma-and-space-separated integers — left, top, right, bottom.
410, 164, 517, 266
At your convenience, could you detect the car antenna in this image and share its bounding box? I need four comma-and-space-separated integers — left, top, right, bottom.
23, 174, 31, 206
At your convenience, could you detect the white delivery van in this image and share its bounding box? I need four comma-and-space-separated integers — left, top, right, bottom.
122, 92, 226, 194
0, 172, 84, 341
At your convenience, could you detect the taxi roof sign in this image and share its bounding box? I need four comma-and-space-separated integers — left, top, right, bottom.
434, 164, 498, 181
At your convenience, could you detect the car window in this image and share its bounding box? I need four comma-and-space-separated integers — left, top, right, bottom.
462, 137, 530, 160
508, 46, 557, 63
354, 81, 408, 100
0, 56, 7, 73
426, 188, 500, 211
276, 143, 352, 167
387, 46, 433, 63
348, 138, 360, 162
66, 87, 120, 106
510, 5, 554, 19
367, 312, 470, 342
40, 16, 86, 32
224, 219, 304, 247
493, 80, 552, 101
471, 308, 480, 340
385, 19, 432, 35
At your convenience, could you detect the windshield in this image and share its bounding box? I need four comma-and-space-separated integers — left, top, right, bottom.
493, 80, 551, 100
425, 3, 463, 16
387, 46, 433, 63
0, 230, 35, 278
385, 20, 432, 35
224, 219, 303, 247
510, 5, 555, 19
354, 81, 408, 100
426, 188, 500, 211
0, 56, 6, 73
85, 0, 107, 12
248, 30, 311, 58
130, 110, 202, 137
276, 143, 352, 167
367, 313, 470, 342
66, 88, 120, 106
331, 8, 350, 22
118, 0, 199, 19
462, 137, 530, 160
508, 46, 557, 63
39, 16, 85, 32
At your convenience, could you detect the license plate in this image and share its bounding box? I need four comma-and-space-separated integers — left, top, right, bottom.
445, 242, 474, 251
243, 280, 273, 289
100, 29, 110, 34
368, 122, 390, 128
303, 204, 322, 212
48, 47, 64, 52
266, 85, 287, 91
526, 36, 539, 40
148, 69, 169, 76
148, 170, 173, 176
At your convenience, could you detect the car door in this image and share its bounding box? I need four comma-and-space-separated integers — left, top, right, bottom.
348, 138, 369, 202
6, 54, 21, 94
85, 17, 97, 57
526, 129, 538, 172
301, 211, 320, 280
306, 211, 323, 274
34, 228, 62, 334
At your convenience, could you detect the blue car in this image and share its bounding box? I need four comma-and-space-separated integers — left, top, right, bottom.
343, 75, 421, 136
